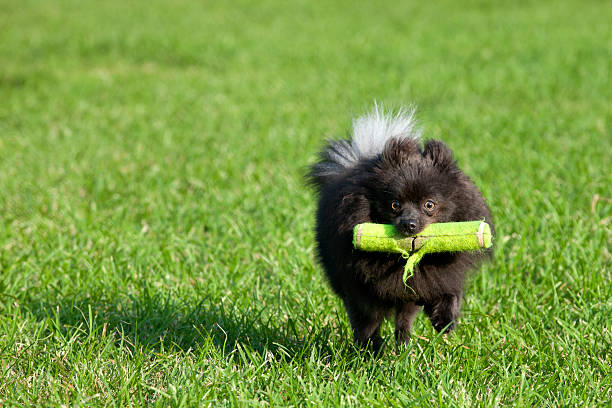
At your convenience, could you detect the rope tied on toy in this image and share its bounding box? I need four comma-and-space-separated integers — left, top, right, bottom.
353, 220, 493, 285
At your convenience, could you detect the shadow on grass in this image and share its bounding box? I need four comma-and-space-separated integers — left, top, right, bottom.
19, 286, 344, 361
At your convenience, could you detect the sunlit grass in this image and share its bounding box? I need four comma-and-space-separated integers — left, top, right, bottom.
0, 0, 610, 406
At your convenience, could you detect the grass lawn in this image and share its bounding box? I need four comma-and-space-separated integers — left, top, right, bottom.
1, 0, 610, 405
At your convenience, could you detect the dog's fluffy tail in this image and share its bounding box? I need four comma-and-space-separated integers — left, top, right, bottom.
307, 103, 421, 189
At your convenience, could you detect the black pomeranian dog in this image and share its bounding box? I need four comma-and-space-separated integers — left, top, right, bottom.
307, 105, 494, 351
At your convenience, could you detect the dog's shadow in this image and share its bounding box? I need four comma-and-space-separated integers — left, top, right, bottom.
21, 288, 341, 360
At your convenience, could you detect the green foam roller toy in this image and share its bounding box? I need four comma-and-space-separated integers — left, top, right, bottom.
353, 220, 493, 285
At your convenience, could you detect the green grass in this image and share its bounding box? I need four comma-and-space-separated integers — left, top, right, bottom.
1, 0, 610, 406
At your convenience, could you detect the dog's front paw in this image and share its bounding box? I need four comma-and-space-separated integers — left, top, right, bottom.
430, 312, 455, 333
425, 294, 460, 333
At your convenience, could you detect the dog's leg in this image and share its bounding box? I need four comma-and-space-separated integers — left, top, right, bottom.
424, 293, 461, 333
344, 300, 385, 352
394, 301, 421, 345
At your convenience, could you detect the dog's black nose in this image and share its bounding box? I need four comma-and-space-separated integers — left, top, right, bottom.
407, 219, 418, 233
400, 218, 419, 234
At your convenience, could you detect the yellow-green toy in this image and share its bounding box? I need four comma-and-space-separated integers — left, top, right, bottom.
353, 220, 492, 284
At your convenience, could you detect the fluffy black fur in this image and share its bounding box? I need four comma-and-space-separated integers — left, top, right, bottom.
307, 137, 494, 351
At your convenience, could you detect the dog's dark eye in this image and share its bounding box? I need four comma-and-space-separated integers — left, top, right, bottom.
391, 201, 401, 212
424, 200, 436, 211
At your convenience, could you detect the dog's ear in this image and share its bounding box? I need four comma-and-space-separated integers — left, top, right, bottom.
422, 139, 456, 170
381, 138, 420, 165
